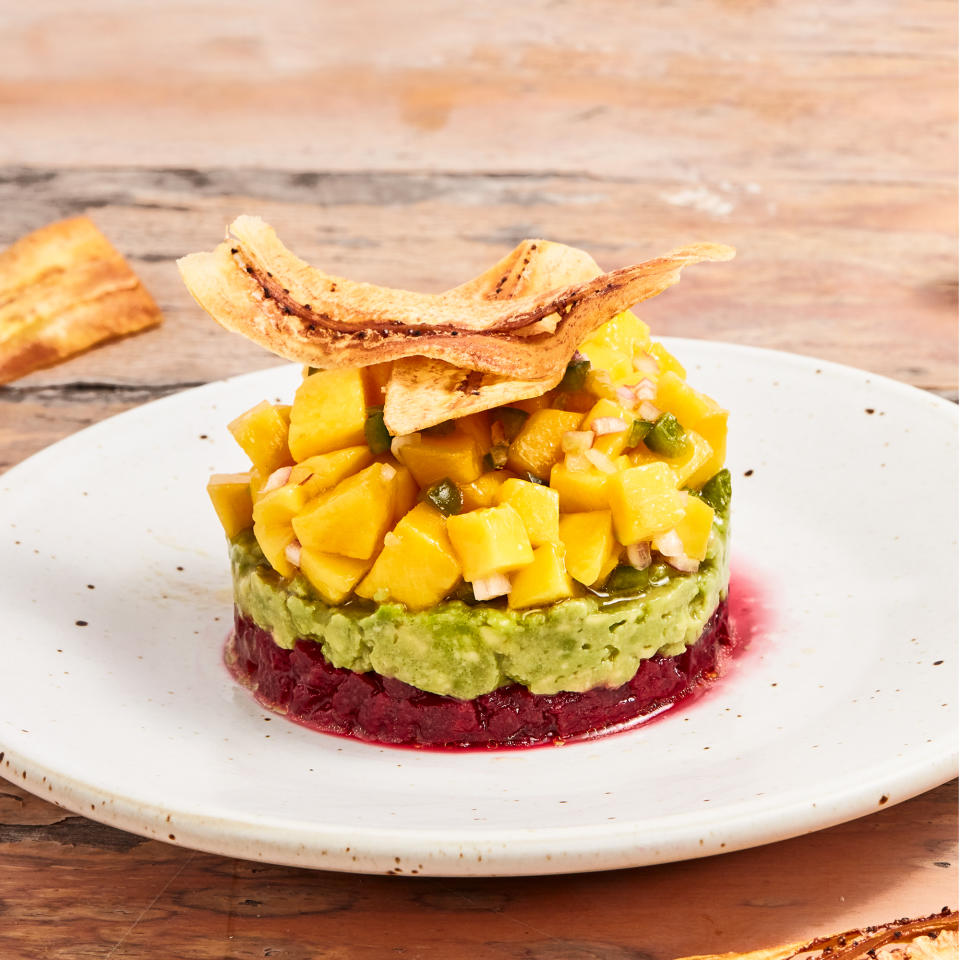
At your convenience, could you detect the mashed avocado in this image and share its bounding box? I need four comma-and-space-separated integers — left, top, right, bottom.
230, 514, 729, 700
230, 506, 729, 700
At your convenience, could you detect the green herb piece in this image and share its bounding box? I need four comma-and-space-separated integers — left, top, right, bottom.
483, 444, 510, 471
524, 471, 546, 486
644, 413, 690, 458
558, 358, 591, 392
492, 407, 529, 442
604, 562, 672, 594
424, 478, 463, 516
364, 406, 391, 455
697, 469, 732, 515
627, 419, 654, 448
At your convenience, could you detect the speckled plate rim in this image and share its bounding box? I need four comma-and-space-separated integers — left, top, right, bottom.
1, 339, 956, 877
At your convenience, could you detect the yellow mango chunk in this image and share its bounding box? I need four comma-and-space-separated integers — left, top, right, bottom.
459, 471, 511, 511
673, 495, 715, 561
447, 503, 534, 582
254, 522, 298, 579
228, 400, 294, 474
390, 463, 419, 521
495, 478, 560, 547
596, 544, 622, 585
508, 543, 576, 610
579, 311, 651, 384
558, 510, 616, 586
549, 461, 611, 512
251, 478, 313, 577
300, 550, 371, 605
608, 462, 686, 544
398, 432, 483, 487
288, 368, 367, 461
292, 463, 396, 560
627, 445, 659, 468
356, 503, 462, 610
582, 398, 633, 458
655, 371, 728, 476
510, 394, 552, 415
456, 412, 492, 455
289, 446, 373, 501
207, 473, 253, 539
649, 342, 686, 379
664, 430, 714, 489
507, 409, 583, 480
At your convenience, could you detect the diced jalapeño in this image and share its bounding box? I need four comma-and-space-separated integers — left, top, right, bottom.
424, 478, 463, 516
364, 406, 391, 455
644, 412, 690, 458
627, 419, 653, 448
697, 468, 732, 515
558, 358, 591, 392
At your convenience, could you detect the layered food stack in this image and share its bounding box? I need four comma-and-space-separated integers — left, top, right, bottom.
180, 217, 735, 747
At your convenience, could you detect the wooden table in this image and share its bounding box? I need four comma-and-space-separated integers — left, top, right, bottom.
1, 3, 956, 957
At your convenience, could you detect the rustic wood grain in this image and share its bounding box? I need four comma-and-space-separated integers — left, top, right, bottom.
0, 779, 955, 959
0, 0, 955, 954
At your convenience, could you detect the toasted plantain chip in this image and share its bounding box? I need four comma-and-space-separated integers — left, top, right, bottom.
177, 216, 733, 380
677, 910, 957, 960
382, 239, 604, 434
0, 217, 163, 384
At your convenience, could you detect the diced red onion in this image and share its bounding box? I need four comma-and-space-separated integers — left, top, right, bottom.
471, 573, 512, 601
564, 452, 591, 472
626, 542, 652, 570
584, 448, 616, 474
666, 554, 700, 573
633, 378, 657, 401
653, 529, 685, 557
633, 352, 660, 376
383, 531, 401, 548
379, 462, 397, 481
284, 540, 302, 567
263, 466, 292, 494
616, 385, 638, 408
592, 417, 628, 436
638, 400, 661, 421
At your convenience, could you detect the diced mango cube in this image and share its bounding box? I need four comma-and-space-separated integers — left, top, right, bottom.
627, 444, 659, 468
292, 463, 396, 559
579, 311, 652, 383
582, 398, 633, 458
356, 503, 462, 610
253, 522, 298, 579
390, 464, 419, 521
558, 510, 616, 586
655, 371, 728, 476
362, 362, 393, 406
596, 544, 621, 585
664, 430, 714, 489
607, 462, 687, 544
459, 471, 511, 511
252, 478, 313, 577
289, 446, 373, 500
446, 504, 534, 582
507, 409, 583, 480
299, 550, 371, 605
288, 368, 367, 461
649, 342, 686, 379
228, 400, 294, 474
494, 479, 560, 547
398, 432, 483, 488
508, 543, 576, 609
673, 495, 716, 561
549, 462, 611, 512
207, 473, 253, 539
456, 412, 492, 454
249, 466, 268, 501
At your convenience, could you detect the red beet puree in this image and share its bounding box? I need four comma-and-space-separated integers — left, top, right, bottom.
226, 600, 732, 749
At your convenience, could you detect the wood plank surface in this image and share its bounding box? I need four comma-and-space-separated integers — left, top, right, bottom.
0, 0, 956, 956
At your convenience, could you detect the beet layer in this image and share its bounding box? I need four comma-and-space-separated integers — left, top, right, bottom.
227, 601, 731, 748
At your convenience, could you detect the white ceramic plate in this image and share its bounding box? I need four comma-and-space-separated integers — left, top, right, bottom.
1, 341, 956, 877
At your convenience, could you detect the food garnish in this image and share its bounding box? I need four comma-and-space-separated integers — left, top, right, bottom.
0, 216, 162, 384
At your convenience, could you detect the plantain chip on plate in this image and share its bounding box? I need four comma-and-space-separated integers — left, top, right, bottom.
0, 216, 163, 384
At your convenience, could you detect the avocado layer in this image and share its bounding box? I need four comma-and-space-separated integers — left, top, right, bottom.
229, 510, 729, 700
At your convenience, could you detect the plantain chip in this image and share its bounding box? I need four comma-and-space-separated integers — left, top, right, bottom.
0, 216, 163, 384
178, 216, 733, 384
